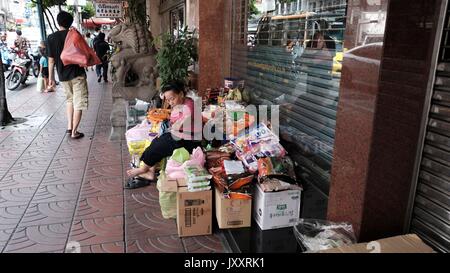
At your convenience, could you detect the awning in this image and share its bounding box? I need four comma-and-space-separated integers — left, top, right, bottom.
82, 17, 117, 28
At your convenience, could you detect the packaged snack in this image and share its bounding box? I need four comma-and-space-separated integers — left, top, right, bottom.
257, 156, 297, 183
223, 160, 245, 175
185, 165, 213, 181
188, 186, 212, 192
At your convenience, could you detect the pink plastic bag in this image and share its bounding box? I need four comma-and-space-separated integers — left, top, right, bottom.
126, 120, 153, 143
166, 147, 205, 179
61, 28, 101, 67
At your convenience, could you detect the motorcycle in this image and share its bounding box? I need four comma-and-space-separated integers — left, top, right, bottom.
30, 50, 41, 78
6, 49, 33, 91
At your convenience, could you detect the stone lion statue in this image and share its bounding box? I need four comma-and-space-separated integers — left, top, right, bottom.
108, 21, 159, 141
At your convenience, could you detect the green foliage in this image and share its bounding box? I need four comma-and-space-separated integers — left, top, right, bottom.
67, 1, 95, 19
155, 27, 198, 87
249, 0, 260, 17
28, 0, 64, 9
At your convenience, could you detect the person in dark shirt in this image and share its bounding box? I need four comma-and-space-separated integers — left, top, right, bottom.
93, 32, 110, 83
47, 11, 88, 140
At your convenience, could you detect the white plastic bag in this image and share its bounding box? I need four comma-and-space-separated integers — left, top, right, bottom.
36, 75, 44, 92
293, 219, 357, 252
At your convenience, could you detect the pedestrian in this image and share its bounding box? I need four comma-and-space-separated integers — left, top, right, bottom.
93, 32, 110, 83
14, 29, 31, 60
0, 33, 7, 47
92, 26, 102, 45
47, 11, 88, 140
84, 32, 94, 71
14, 29, 30, 52
38, 41, 54, 93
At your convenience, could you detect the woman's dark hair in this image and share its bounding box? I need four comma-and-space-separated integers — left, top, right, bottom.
16, 30, 22, 36
161, 81, 185, 95
97, 32, 106, 41
57, 11, 74, 29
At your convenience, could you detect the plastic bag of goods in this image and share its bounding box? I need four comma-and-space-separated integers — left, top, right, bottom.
293, 219, 357, 252
156, 161, 177, 219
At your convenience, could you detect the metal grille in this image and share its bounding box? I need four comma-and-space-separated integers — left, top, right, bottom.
230, 0, 347, 194
410, 4, 450, 253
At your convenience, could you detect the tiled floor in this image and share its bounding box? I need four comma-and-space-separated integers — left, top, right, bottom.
0, 73, 228, 253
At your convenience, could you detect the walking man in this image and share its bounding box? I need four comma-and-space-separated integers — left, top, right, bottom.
47, 11, 87, 139
93, 32, 110, 83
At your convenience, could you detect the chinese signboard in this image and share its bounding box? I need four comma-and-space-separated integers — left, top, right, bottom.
95, 2, 123, 18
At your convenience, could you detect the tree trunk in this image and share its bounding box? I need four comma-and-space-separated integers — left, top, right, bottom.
0, 51, 14, 126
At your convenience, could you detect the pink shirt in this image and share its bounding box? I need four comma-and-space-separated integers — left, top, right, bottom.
170, 98, 202, 140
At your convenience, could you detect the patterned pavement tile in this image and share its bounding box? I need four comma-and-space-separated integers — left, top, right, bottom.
49, 156, 88, 170
20, 150, 54, 160
0, 151, 22, 163
40, 168, 85, 185
84, 164, 123, 180
87, 152, 123, 167
79, 241, 125, 253
7, 159, 50, 173
0, 205, 28, 229
3, 222, 71, 253
182, 234, 227, 253
0, 229, 14, 252
69, 216, 123, 246
125, 185, 160, 212
22, 148, 57, 158
125, 206, 178, 240
126, 235, 185, 253
20, 200, 77, 227
79, 177, 124, 198
0, 187, 37, 208
0, 171, 45, 190
54, 147, 90, 159
31, 183, 81, 204
74, 194, 123, 220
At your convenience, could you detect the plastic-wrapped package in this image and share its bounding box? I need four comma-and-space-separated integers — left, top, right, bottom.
257, 156, 297, 183
231, 123, 278, 152
293, 219, 357, 252
185, 165, 212, 181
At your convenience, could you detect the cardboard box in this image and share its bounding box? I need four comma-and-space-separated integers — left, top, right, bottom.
177, 187, 212, 237
160, 177, 212, 237
320, 234, 436, 253
215, 187, 252, 229
253, 182, 301, 231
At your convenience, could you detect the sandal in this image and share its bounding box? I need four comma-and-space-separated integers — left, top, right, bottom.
66, 129, 72, 134
71, 132, 85, 139
124, 177, 153, 189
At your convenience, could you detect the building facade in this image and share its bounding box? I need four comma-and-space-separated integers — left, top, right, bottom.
146, 0, 450, 252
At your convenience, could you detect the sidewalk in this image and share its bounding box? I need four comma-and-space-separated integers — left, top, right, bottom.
0, 72, 229, 253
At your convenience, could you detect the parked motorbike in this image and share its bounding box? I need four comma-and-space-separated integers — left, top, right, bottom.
30, 50, 41, 78
6, 49, 33, 91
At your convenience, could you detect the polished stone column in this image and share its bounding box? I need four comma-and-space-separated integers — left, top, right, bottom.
328, 0, 445, 242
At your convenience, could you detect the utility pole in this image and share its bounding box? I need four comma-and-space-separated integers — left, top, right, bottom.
73, 0, 82, 30
36, 0, 47, 41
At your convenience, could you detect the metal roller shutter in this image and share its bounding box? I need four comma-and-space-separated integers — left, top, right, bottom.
230, 0, 347, 194
410, 4, 450, 252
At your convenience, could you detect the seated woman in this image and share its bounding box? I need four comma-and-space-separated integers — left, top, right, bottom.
125, 81, 202, 189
